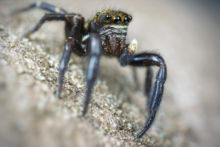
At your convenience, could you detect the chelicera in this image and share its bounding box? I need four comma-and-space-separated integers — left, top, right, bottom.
14, 2, 167, 139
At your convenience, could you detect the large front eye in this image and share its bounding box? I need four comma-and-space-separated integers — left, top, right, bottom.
114, 16, 121, 24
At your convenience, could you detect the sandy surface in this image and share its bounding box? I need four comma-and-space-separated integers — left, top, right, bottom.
0, 0, 220, 147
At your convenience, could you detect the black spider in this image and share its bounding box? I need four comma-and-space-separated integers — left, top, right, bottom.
13, 2, 167, 139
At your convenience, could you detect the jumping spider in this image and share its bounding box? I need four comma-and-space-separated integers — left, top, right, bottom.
14, 2, 167, 139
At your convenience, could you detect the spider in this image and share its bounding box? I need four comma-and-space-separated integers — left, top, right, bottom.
14, 2, 167, 139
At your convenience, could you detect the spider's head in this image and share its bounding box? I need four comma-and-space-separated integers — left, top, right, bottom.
87, 10, 132, 36
95, 10, 132, 26
86, 10, 133, 55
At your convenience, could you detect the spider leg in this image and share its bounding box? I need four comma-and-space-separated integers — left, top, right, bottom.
64, 15, 86, 56
145, 67, 153, 113
57, 14, 85, 98
82, 33, 102, 115
120, 52, 167, 138
12, 1, 67, 14
22, 13, 67, 38
145, 67, 153, 97
56, 37, 73, 98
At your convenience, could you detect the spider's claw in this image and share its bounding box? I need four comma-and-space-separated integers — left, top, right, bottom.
57, 69, 65, 99
82, 107, 87, 116
82, 86, 92, 116
136, 110, 156, 138
56, 74, 63, 99
56, 89, 61, 99
135, 135, 143, 142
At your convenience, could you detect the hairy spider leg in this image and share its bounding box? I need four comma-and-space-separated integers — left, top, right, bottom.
145, 67, 153, 112
11, 1, 67, 15
121, 52, 167, 138
82, 33, 102, 115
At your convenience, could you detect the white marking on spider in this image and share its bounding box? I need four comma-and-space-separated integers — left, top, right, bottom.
128, 38, 137, 54
82, 34, 90, 42
55, 8, 61, 13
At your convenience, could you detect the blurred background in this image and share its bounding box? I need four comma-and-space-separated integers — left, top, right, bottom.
0, 0, 220, 146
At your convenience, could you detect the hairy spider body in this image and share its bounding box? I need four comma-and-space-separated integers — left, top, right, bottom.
14, 2, 167, 139
84, 10, 132, 56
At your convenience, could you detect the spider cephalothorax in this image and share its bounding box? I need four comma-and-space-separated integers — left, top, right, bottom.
14, 2, 167, 139
85, 10, 133, 56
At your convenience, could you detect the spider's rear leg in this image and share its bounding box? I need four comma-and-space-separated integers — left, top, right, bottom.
12, 1, 67, 15
82, 33, 102, 115
21, 13, 68, 38
120, 52, 167, 139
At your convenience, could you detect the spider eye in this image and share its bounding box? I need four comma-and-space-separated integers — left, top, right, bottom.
128, 16, 132, 21
124, 16, 129, 25
114, 16, 121, 24
106, 14, 111, 20
96, 12, 100, 16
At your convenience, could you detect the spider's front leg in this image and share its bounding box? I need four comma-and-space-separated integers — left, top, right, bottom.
120, 52, 167, 139
56, 37, 73, 98
57, 14, 85, 98
82, 33, 102, 115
